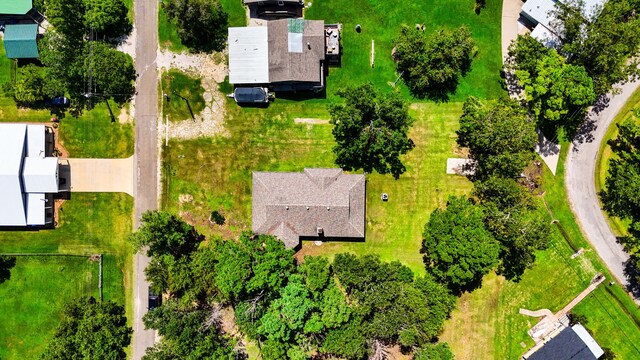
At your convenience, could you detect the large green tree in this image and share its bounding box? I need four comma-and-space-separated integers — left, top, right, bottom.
517, 51, 595, 124
129, 210, 204, 259
457, 96, 537, 179
552, 0, 640, 95
41, 297, 131, 360
395, 25, 475, 100
421, 196, 500, 292
143, 300, 239, 359
83, 0, 132, 38
328, 83, 415, 179
163, 0, 228, 52
85, 42, 136, 104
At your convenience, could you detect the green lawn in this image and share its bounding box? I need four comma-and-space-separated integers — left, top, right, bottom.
441, 142, 640, 359
305, 0, 504, 101
0, 256, 99, 359
162, 69, 206, 122
595, 88, 640, 237
163, 101, 469, 274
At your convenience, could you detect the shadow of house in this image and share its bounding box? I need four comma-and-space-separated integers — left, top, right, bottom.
244, 0, 303, 19
252, 168, 366, 249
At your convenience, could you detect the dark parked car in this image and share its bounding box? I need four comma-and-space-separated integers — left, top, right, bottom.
148, 288, 161, 309
45, 96, 70, 107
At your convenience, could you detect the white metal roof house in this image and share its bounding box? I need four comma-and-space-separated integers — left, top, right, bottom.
520, 0, 606, 45
0, 123, 61, 227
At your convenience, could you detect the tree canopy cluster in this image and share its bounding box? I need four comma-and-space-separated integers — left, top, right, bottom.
131, 211, 456, 359
507, 35, 595, 130
329, 83, 415, 179
422, 98, 549, 291
600, 118, 640, 282
163, 0, 229, 52
551, 0, 640, 96
394, 26, 475, 100
1, 0, 135, 107
41, 297, 132, 360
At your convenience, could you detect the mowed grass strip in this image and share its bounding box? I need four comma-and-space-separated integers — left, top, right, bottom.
162, 69, 206, 122
594, 88, 640, 237
0, 256, 99, 360
305, 0, 504, 101
0, 193, 133, 256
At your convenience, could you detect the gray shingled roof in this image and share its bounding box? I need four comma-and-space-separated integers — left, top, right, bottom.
252, 168, 366, 248
268, 19, 325, 83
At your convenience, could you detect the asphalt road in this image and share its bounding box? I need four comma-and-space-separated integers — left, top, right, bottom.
132, 0, 160, 358
565, 79, 640, 290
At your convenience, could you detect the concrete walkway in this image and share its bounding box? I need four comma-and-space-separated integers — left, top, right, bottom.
501, 0, 524, 62
65, 157, 135, 196
566, 78, 640, 289
520, 274, 605, 343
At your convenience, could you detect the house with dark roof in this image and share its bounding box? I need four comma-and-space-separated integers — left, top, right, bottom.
228, 19, 341, 93
243, 0, 304, 19
524, 324, 604, 360
252, 168, 365, 249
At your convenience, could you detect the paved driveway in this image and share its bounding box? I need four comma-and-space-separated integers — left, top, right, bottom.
66, 157, 135, 196
566, 79, 640, 290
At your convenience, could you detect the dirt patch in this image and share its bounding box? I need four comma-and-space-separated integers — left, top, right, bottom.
158, 50, 229, 140
118, 106, 131, 124
294, 118, 330, 124
178, 194, 194, 204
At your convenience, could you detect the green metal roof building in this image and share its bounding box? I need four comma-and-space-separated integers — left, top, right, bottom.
0, 0, 32, 14
3, 24, 39, 59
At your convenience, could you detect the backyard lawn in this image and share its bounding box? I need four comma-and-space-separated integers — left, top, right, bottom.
305, 0, 504, 101
0, 256, 99, 359
163, 101, 471, 273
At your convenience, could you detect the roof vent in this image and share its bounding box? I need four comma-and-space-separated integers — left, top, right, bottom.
285, 206, 289, 210
317, 226, 324, 236
327, 207, 330, 211
306, 206, 310, 210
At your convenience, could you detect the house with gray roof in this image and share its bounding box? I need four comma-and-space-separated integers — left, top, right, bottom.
524, 324, 604, 360
229, 18, 339, 93
252, 168, 365, 249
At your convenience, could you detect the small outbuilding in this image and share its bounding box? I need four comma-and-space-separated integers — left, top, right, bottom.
3, 23, 39, 59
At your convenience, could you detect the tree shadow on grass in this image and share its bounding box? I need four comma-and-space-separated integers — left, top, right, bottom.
623, 256, 640, 298
0, 256, 17, 285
